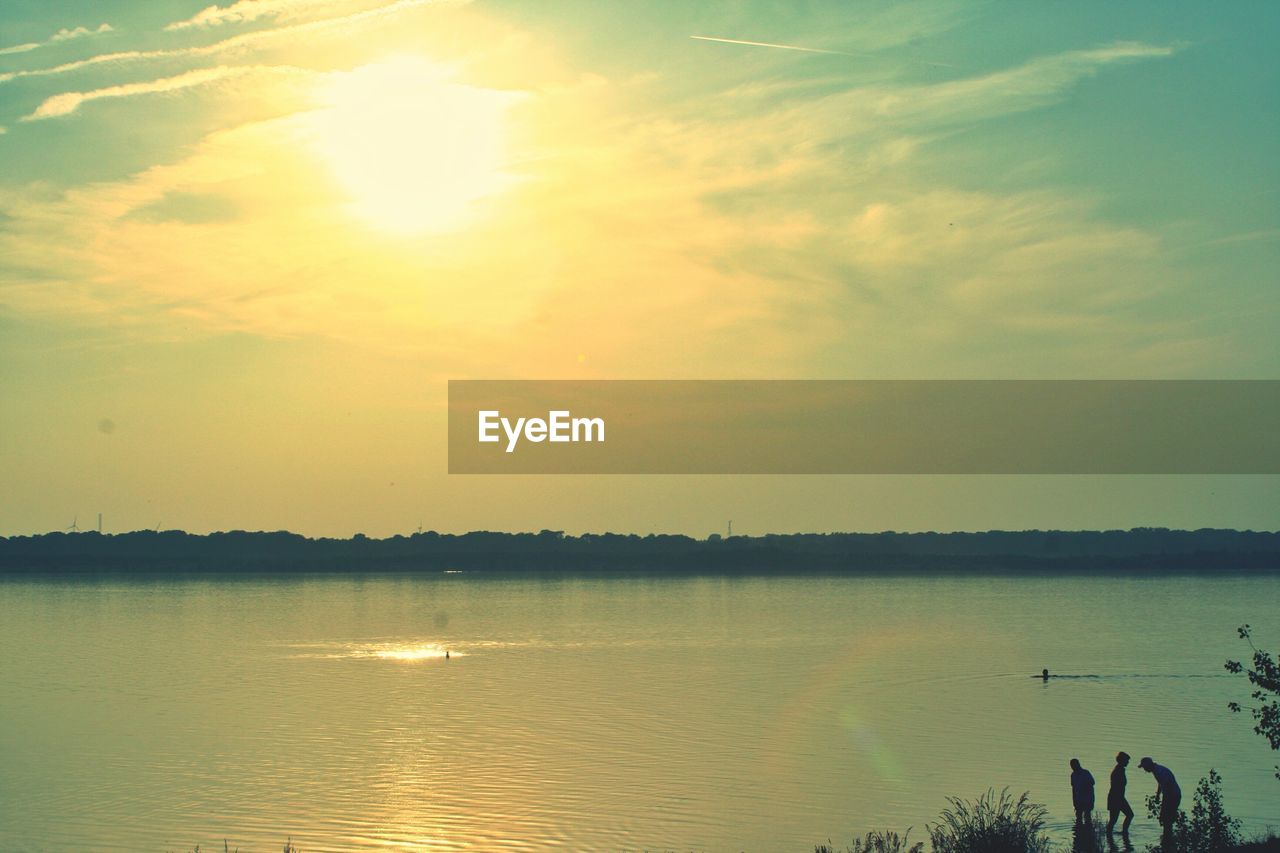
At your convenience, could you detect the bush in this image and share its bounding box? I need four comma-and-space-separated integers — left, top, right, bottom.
926, 789, 1051, 853
1145, 769, 1242, 853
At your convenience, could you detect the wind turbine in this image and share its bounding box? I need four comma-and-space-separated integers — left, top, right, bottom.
66, 515, 79, 533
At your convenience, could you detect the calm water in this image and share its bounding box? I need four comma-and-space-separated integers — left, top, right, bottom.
1, 572, 1277, 851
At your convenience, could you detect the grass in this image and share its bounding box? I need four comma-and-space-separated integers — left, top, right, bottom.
816, 829, 924, 853
176, 840, 299, 853
819, 799, 1280, 850
818, 788, 1275, 853
1068, 812, 1109, 852
817, 790, 1050, 853
926, 789, 1051, 853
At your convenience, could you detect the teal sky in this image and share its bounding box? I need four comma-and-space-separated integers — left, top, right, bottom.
1, 1, 1277, 536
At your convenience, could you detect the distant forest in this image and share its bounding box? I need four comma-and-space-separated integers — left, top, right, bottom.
1, 528, 1278, 575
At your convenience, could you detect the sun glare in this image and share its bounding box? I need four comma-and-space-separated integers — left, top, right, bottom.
374, 645, 449, 662
309, 56, 519, 235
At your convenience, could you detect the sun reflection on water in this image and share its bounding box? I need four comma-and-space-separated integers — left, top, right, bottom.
373, 645, 451, 662
289, 641, 470, 661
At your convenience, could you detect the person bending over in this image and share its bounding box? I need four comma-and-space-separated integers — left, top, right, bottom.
1138, 756, 1181, 838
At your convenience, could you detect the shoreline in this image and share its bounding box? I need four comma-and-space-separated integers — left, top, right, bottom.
3, 527, 1280, 577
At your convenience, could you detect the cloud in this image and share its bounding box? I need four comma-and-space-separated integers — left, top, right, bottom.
52, 24, 115, 42
1190, 228, 1280, 249
21, 65, 309, 121
165, 0, 352, 31
701, 41, 1175, 149
0, 32, 1223, 378
0, 0, 465, 86
509, 42, 1191, 373
0, 43, 41, 57
0, 23, 112, 56
871, 41, 1177, 126
123, 191, 241, 224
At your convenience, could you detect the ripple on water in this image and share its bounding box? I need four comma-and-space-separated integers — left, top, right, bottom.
1, 574, 1278, 850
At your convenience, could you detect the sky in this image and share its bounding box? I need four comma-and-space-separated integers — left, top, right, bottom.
1, 0, 1277, 537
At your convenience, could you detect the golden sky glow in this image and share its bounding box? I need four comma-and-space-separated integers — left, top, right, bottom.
0, 1, 1277, 535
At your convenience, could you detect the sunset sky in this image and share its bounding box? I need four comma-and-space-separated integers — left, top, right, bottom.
1, 1, 1277, 536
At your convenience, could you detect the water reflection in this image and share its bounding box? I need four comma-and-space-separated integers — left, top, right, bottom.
289, 641, 466, 661
1, 574, 1277, 851
373, 645, 450, 662
1106, 831, 1135, 852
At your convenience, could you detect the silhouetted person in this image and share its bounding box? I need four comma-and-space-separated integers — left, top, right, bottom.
445, 650, 450, 660
1107, 751, 1134, 835
1070, 758, 1095, 824
1139, 757, 1181, 839
1042, 668, 1050, 681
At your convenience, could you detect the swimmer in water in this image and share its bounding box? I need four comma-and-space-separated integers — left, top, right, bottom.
1042, 668, 1050, 681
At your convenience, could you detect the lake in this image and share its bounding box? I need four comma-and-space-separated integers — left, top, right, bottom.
1, 572, 1276, 850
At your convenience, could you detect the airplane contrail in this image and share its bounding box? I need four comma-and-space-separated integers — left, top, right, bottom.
689, 35, 850, 55
690, 34, 955, 68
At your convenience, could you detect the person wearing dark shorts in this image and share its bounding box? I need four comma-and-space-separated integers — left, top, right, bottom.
1139, 756, 1181, 837
1107, 751, 1134, 834
1069, 758, 1095, 824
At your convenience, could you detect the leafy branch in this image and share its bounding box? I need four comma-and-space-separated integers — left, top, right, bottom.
1225, 624, 1280, 780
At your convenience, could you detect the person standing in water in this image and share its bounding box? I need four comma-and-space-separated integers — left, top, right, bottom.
1107, 751, 1134, 835
1070, 758, 1096, 824
1139, 757, 1181, 838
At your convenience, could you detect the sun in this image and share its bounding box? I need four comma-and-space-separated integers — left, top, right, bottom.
308, 56, 520, 235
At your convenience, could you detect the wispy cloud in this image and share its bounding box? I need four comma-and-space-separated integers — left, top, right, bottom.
21, 65, 308, 121
0, 23, 112, 56
51, 24, 113, 42
0, 0, 463, 85
166, 0, 355, 31
1189, 228, 1280, 249
872, 42, 1176, 125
